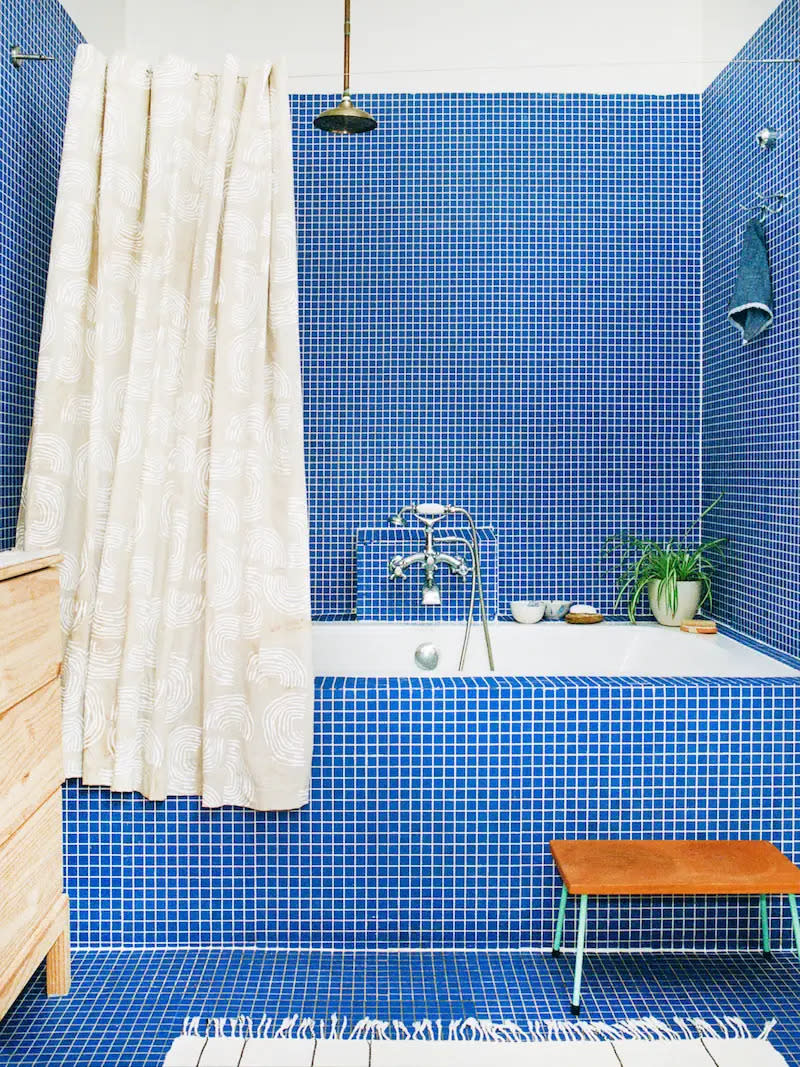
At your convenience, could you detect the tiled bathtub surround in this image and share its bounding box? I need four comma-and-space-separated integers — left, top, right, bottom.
64, 675, 800, 951
356, 525, 498, 621
296, 93, 702, 621
0, 0, 82, 546
701, 0, 800, 659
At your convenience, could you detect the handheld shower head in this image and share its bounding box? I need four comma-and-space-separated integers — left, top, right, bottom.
415, 503, 447, 518
389, 503, 450, 528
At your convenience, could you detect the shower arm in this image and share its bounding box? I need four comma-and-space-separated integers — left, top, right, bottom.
313, 0, 376, 133
342, 0, 351, 99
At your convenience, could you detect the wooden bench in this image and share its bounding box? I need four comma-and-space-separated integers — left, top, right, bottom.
550, 840, 800, 1014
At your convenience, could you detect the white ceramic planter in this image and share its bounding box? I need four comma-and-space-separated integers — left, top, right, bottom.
647, 579, 702, 627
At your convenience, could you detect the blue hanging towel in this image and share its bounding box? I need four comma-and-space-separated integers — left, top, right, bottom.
727, 218, 774, 344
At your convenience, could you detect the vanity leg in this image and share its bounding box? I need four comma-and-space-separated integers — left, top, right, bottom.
46, 922, 71, 996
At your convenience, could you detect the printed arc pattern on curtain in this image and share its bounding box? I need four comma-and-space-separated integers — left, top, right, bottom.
17, 45, 314, 812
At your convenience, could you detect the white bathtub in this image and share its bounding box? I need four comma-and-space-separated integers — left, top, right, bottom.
312, 620, 799, 678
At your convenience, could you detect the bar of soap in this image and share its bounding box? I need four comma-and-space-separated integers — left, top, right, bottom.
680, 619, 718, 634
570, 604, 598, 615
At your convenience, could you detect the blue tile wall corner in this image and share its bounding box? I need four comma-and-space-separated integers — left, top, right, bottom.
356, 525, 498, 621
702, 0, 800, 660
0, 0, 82, 547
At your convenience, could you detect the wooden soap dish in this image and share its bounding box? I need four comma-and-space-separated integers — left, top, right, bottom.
680, 619, 717, 634
565, 612, 604, 624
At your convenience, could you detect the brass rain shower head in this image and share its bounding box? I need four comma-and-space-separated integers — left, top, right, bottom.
314, 0, 376, 134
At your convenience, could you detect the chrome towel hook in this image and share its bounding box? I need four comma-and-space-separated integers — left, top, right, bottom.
756, 127, 779, 150
10, 45, 55, 69
739, 191, 789, 224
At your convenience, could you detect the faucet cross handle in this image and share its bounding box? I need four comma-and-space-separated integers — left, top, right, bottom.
388, 555, 407, 579
388, 550, 425, 580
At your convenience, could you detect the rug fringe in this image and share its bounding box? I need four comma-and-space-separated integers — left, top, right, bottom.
181, 1013, 775, 1042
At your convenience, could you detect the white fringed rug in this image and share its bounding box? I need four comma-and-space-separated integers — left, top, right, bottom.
163, 1016, 788, 1066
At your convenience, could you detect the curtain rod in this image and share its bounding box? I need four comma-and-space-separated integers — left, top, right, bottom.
173, 56, 800, 78
217, 57, 800, 79
10, 44, 799, 77
184, 56, 800, 79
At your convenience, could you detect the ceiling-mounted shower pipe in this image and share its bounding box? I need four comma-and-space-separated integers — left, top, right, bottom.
313, 0, 377, 134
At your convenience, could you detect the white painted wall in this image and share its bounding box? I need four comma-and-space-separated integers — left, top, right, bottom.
117, 0, 707, 93
60, 0, 785, 94
702, 0, 784, 82
61, 0, 125, 57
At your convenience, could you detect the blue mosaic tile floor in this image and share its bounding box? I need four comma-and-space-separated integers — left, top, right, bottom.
0, 950, 798, 1066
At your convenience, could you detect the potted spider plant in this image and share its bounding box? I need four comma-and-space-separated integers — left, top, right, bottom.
604, 495, 726, 626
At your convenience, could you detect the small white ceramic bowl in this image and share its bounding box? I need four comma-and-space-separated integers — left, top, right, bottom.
510, 600, 546, 624
544, 600, 574, 620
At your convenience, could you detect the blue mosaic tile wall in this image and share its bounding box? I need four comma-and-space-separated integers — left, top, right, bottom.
63, 676, 800, 950
356, 525, 498, 621
0, 0, 82, 547
702, 0, 800, 659
0, 77, 703, 617
295, 93, 702, 621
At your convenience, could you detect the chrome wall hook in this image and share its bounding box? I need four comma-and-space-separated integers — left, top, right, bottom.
10, 45, 55, 69
739, 191, 789, 223
756, 127, 780, 150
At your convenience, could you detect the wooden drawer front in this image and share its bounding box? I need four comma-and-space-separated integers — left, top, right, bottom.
0, 567, 61, 715
0, 679, 63, 845
0, 789, 63, 969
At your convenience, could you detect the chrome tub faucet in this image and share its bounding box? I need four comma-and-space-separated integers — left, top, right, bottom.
387, 503, 468, 607
386, 503, 496, 671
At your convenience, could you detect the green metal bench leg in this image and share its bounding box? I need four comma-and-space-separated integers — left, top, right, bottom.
788, 895, 800, 960
571, 894, 589, 1015
760, 894, 771, 955
552, 884, 568, 956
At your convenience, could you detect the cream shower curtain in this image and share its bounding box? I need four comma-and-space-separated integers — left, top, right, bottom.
17, 45, 313, 810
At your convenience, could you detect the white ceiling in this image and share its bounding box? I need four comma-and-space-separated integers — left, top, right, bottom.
60, 0, 785, 93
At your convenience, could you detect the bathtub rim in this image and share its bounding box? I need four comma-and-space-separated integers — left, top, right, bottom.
310, 618, 800, 683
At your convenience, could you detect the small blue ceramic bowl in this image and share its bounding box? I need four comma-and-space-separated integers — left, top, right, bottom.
544, 600, 574, 620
